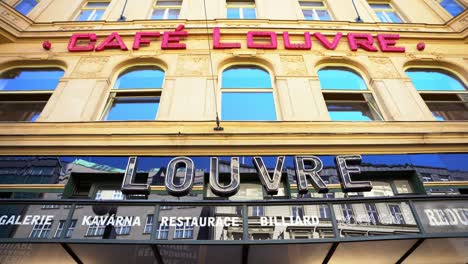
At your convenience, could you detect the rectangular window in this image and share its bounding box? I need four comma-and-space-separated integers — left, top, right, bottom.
42, 204, 59, 209
388, 204, 405, 224
54, 220, 77, 238
156, 221, 169, 239
323, 93, 383, 121
76, 1, 109, 21
319, 204, 330, 218
151, 0, 182, 19
341, 204, 354, 222
227, 0, 256, 19
222, 92, 277, 121
144, 215, 154, 234
300, 0, 332, 20
104, 97, 160, 121
86, 223, 105, 237
250, 206, 265, 217
95, 189, 124, 200
394, 180, 414, 194
420, 93, 468, 121
29, 221, 53, 238
14, 0, 39, 15
437, 0, 465, 16
369, 2, 403, 23
174, 220, 193, 239
115, 225, 131, 235
365, 203, 380, 225
292, 206, 305, 218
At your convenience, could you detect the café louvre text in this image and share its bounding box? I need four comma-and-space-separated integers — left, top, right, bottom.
122, 155, 372, 197
64, 25, 425, 53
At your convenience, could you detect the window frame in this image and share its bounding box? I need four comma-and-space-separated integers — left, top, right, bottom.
29, 221, 54, 238
368, 2, 405, 23
101, 65, 166, 121
405, 66, 468, 121
0, 66, 65, 122
151, 0, 183, 20
74, 0, 110, 21
226, 0, 257, 19
299, 0, 333, 21
317, 64, 386, 122
174, 220, 194, 239
219, 63, 279, 121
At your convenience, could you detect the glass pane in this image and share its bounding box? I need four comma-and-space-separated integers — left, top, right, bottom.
105, 97, 159, 121
247, 205, 334, 240
167, 9, 180, 19
394, 180, 413, 194
426, 101, 468, 121
333, 202, 419, 237
157, 0, 183, 6
227, 8, 240, 19
387, 12, 403, 22
0, 243, 76, 264
302, 10, 313, 20
249, 244, 332, 264
159, 245, 242, 264
364, 181, 394, 197
222, 92, 276, 121
316, 9, 331, 20
243, 8, 256, 19
151, 9, 165, 19
375, 11, 390, 22
222, 67, 271, 89
0, 101, 46, 122
15, 0, 38, 15
440, 0, 465, 16
318, 68, 367, 90
115, 68, 165, 89
93, 10, 105, 20
406, 69, 466, 91
76, 10, 93, 21
403, 238, 468, 263
326, 101, 380, 121
71, 244, 158, 264
330, 240, 417, 264
370, 4, 392, 9
85, 2, 110, 8
0, 68, 64, 91
300, 1, 324, 7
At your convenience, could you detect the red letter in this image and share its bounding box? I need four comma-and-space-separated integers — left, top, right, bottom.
133, 32, 161, 50
283, 32, 311, 50
213, 27, 241, 49
347, 33, 378, 52
68, 33, 97, 52
377, 34, 405, 53
95, 32, 128, 52
314, 32, 342, 50
247, 31, 277, 49
162, 24, 188, 50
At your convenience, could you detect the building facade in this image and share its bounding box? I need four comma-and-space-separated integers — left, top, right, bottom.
0, 0, 467, 263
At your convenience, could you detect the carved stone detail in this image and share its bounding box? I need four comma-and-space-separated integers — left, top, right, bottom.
175, 55, 209, 75
368, 56, 399, 78
280, 55, 307, 76
72, 57, 109, 78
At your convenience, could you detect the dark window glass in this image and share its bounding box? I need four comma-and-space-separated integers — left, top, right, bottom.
326, 101, 376, 121
365, 203, 380, 225
426, 100, 468, 121
0, 101, 46, 122
115, 67, 164, 89
222, 67, 271, 89
15, 0, 38, 15
318, 68, 367, 90
0, 68, 64, 91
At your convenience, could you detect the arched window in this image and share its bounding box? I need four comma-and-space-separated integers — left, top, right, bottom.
405, 68, 467, 121
103, 66, 165, 121
221, 65, 277, 121
0, 67, 64, 121
318, 67, 383, 121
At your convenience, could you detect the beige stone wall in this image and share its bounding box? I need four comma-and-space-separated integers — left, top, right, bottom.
0, 0, 466, 154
